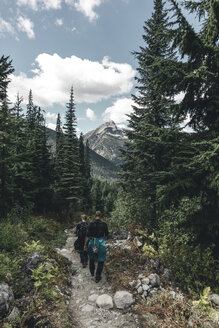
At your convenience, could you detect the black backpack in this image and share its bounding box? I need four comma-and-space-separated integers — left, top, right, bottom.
78, 222, 88, 238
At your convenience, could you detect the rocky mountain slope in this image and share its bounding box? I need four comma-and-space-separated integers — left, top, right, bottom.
84, 121, 127, 165
46, 123, 122, 180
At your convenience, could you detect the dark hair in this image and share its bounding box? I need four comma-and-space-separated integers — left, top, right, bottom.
95, 211, 101, 218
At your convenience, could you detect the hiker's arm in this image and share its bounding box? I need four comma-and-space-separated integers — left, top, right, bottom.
84, 236, 89, 250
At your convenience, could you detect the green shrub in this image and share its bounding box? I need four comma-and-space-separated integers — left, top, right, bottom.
159, 237, 219, 293
158, 197, 219, 293
23, 240, 45, 255
31, 263, 61, 301
0, 222, 27, 252
26, 216, 67, 247
26, 216, 50, 240
108, 191, 151, 230
0, 253, 21, 282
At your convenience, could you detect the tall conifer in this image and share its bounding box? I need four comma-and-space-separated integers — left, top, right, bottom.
62, 87, 81, 216
121, 0, 178, 230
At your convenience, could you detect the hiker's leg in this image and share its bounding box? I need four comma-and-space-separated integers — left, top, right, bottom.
79, 251, 83, 263
81, 251, 88, 267
89, 259, 95, 276
95, 261, 104, 281
84, 251, 88, 265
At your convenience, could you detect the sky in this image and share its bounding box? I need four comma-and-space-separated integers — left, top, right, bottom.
0, 0, 195, 134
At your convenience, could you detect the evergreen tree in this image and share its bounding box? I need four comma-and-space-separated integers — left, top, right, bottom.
84, 139, 92, 210
162, 0, 219, 248
0, 56, 14, 218
91, 179, 104, 213
54, 113, 65, 206
62, 86, 81, 217
32, 107, 52, 213
0, 56, 14, 101
121, 0, 178, 230
0, 99, 13, 217
10, 94, 30, 207
169, 0, 219, 131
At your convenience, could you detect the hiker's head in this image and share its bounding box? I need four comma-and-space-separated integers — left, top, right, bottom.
81, 214, 87, 222
95, 211, 101, 219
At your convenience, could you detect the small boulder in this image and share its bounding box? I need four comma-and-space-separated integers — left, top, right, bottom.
209, 294, 219, 306
142, 284, 150, 292
137, 286, 143, 294
129, 280, 136, 287
141, 278, 150, 285
96, 294, 113, 310
112, 230, 129, 240
138, 274, 145, 280
163, 268, 172, 281
148, 273, 160, 287
23, 252, 44, 275
133, 236, 143, 248
0, 284, 14, 317
114, 291, 135, 309
88, 294, 98, 302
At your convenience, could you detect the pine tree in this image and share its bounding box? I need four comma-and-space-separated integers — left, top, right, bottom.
54, 113, 65, 206
169, 0, 219, 131
163, 0, 219, 247
32, 107, 52, 213
121, 0, 179, 230
84, 139, 92, 210
0, 56, 14, 101
0, 56, 14, 218
23, 94, 52, 212
0, 99, 13, 217
62, 86, 81, 217
10, 94, 30, 207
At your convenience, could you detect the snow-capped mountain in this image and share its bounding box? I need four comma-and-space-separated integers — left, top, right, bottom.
84, 121, 127, 164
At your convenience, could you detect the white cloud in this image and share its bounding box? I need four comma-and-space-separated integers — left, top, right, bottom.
65, 0, 103, 21
86, 108, 97, 121
117, 123, 127, 129
46, 122, 56, 130
8, 53, 135, 107
45, 111, 57, 122
55, 18, 63, 26
102, 98, 134, 123
174, 92, 185, 103
17, 16, 35, 39
17, 0, 62, 11
0, 17, 15, 37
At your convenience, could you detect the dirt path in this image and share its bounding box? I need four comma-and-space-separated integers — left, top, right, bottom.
57, 229, 140, 328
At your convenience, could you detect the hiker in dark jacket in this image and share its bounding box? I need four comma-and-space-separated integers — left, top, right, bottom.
84, 211, 109, 283
76, 214, 88, 268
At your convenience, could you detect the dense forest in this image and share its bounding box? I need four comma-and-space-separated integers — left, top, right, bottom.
0, 0, 218, 299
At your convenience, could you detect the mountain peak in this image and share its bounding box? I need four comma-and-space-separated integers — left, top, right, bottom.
84, 121, 126, 164
97, 120, 117, 133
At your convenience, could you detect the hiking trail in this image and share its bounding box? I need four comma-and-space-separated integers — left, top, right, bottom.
57, 229, 140, 328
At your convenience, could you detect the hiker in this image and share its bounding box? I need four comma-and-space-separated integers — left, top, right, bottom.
84, 211, 109, 283
75, 214, 88, 268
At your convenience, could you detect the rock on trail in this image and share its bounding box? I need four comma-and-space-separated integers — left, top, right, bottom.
57, 229, 140, 328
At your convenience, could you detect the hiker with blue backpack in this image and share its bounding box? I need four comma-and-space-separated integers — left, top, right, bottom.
75, 214, 88, 268
84, 211, 109, 283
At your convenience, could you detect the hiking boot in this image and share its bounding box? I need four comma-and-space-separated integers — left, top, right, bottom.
95, 276, 101, 283
82, 263, 87, 268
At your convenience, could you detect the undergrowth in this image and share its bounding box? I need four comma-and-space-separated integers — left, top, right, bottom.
0, 215, 72, 328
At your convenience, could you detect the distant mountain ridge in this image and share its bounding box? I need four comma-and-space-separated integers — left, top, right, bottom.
46, 121, 125, 180
84, 121, 127, 165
